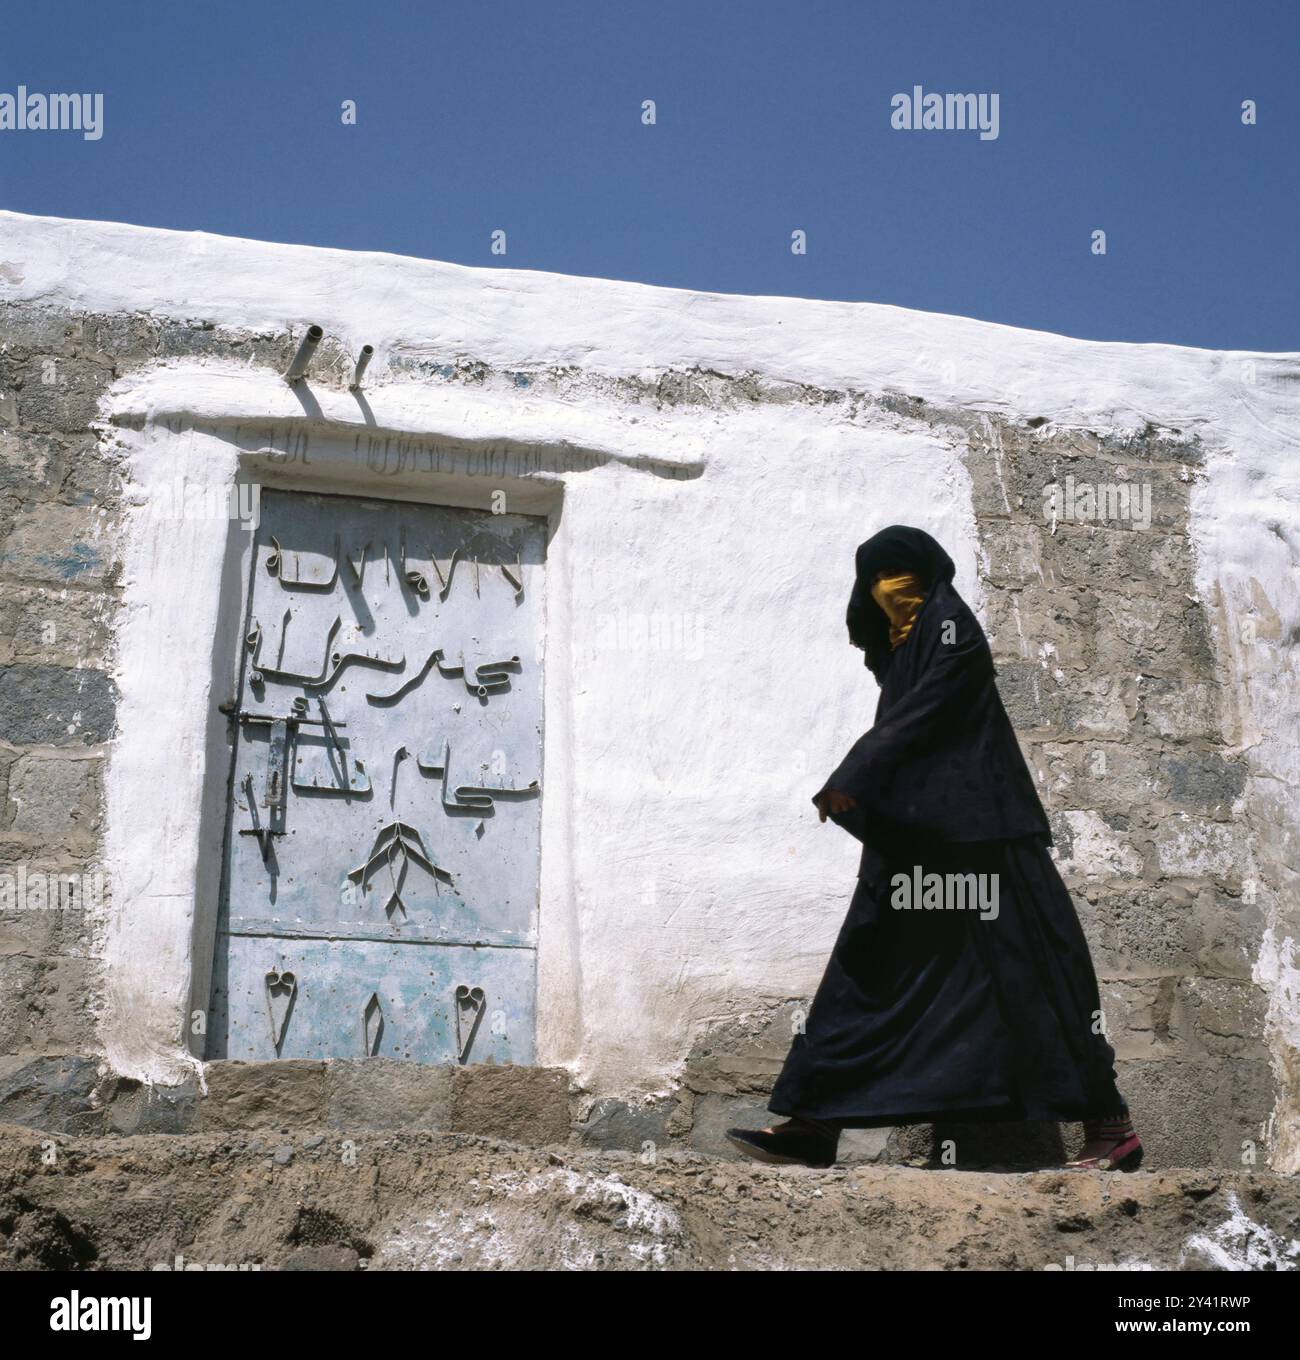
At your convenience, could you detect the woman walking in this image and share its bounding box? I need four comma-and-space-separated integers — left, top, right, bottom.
727, 525, 1141, 1172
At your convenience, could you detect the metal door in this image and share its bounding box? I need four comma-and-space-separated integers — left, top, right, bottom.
207, 489, 545, 1063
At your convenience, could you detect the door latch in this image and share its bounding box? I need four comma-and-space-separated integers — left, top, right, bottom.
227, 696, 348, 855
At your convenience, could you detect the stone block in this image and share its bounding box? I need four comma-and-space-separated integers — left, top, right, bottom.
1154, 813, 1247, 880
193, 1060, 328, 1132
1, 502, 111, 584
0, 1054, 105, 1134
688, 1092, 774, 1160
0, 664, 116, 745
449, 1063, 571, 1145
574, 1097, 669, 1152
324, 1058, 453, 1131
0, 584, 114, 669
106, 1076, 199, 1135
6, 754, 101, 845
14, 356, 109, 432
1049, 810, 1145, 880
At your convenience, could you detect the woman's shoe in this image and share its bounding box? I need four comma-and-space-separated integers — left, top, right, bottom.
725, 1118, 839, 1169
1062, 1132, 1144, 1172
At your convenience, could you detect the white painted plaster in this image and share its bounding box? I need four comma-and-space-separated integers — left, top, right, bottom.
1191, 435, 1300, 1172
1, 213, 1296, 1160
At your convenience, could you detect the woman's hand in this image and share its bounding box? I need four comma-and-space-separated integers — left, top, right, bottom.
815, 790, 857, 823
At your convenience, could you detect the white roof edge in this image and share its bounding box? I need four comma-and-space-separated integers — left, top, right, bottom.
2, 210, 1297, 433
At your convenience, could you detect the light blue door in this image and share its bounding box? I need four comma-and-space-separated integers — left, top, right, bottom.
208, 489, 545, 1063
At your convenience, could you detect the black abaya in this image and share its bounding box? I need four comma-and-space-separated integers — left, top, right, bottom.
767, 832, 1125, 1126
768, 526, 1125, 1127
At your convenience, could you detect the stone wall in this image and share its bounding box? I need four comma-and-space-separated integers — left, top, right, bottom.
0, 309, 315, 1062
1, 306, 125, 1059
669, 413, 1271, 1170
0, 232, 1294, 1171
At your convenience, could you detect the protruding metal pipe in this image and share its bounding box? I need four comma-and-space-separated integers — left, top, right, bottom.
350, 344, 375, 391
285, 324, 324, 384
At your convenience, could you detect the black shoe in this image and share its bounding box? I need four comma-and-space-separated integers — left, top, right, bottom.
724, 1120, 838, 1169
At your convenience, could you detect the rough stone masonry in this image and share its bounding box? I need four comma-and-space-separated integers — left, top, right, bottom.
0, 212, 1297, 1191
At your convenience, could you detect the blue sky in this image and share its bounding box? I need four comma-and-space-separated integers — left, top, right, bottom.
2, 1, 1297, 350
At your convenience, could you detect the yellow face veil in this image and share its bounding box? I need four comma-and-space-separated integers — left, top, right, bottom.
870, 571, 927, 650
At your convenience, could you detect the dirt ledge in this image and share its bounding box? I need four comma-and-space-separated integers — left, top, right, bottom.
1, 1124, 1296, 1271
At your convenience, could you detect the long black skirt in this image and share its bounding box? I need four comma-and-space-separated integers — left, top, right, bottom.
767, 833, 1125, 1128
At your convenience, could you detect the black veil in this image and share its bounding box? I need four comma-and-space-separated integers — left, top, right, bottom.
846, 525, 957, 682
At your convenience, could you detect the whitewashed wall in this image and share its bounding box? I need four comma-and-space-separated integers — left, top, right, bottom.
1, 212, 1296, 1165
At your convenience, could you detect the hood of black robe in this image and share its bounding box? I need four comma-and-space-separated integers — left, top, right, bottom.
822, 524, 1054, 849
847, 525, 957, 682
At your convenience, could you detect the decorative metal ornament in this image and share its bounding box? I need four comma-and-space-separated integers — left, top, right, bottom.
455, 984, 486, 1062
265, 966, 297, 1052
347, 821, 453, 918
362, 992, 384, 1056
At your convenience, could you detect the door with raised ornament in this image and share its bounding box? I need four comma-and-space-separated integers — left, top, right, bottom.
207, 488, 545, 1063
